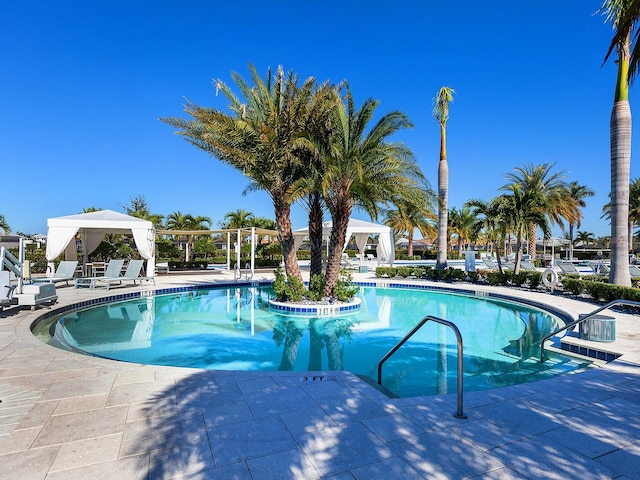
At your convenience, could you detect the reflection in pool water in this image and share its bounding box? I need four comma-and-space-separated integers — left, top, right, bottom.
36, 285, 593, 397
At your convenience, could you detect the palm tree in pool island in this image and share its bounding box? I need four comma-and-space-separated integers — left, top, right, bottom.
433, 86, 454, 270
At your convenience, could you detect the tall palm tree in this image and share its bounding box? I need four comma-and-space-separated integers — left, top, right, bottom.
161, 64, 319, 282
502, 163, 569, 262
383, 194, 436, 258
433, 86, 455, 270
0, 214, 10, 234
321, 89, 424, 296
565, 181, 595, 260
603, 177, 640, 253
290, 84, 342, 279
603, 0, 636, 286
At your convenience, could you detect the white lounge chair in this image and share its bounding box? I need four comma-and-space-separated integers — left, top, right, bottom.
75, 259, 125, 289
32, 260, 78, 287
556, 261, 581, 275
94, 259, 155, 289
482, 257, 499, 269
592, 263, 610, 276
629, 264, 640, 279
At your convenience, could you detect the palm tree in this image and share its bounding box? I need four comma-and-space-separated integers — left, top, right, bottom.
448, 206, 476, 259
575, 231, 596, 251
121, 194, 164, 228
383, 194, 436, 258
502, 163, 569, 262
565, 181, 595, 260
291, 84, 341, 279
161, 64, 320, 282
603, 177, 640, 254
321, 89, 424, 296
221, 209, 255, 229
165, 212, 211, 262
0, 214, 10, 234
465, 196, 511, 272
501, 186, 552, 274
602, 0, 636, 286
433, 86, 455, 270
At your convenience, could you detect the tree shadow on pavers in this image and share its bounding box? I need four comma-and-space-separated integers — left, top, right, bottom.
130, 369, 435, 479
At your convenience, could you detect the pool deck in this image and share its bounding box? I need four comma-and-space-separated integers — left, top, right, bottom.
1, 269, 640, 479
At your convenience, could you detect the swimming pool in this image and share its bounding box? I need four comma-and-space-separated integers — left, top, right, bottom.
33, 284, 593, 397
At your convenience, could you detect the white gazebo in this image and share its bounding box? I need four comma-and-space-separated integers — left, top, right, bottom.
45, 210, 156, 277
294, 218, 395, 265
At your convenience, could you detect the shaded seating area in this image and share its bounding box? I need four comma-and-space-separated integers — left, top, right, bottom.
32, 260, 78, 287
75, 259, 125, 289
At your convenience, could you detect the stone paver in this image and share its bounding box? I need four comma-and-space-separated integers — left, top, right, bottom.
0, 271, 639, 479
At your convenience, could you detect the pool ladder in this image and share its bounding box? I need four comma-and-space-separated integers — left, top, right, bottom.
233, 263, 254, 281
539, 299, 640, 362
377, 315, 467, 419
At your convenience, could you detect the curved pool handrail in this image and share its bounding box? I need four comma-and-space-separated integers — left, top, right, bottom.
377, 315, 466, 419
539, 299, 640, 362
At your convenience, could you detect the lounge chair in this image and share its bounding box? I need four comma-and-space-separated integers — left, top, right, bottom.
629, 264, 640, 279
93, 259, 155, 290
155, 261, 170, 274
75, 259, 125, 289
592, 262, 610, 276
556, 261, 583, 276
32, 260, 78, 286
519, 260, 537, 271
482, 257, 498, 269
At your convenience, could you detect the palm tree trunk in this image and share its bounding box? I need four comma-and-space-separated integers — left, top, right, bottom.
568, 223, 575, 260
407, 229, 414, 258
308, 193, 324, 278
323, 203, 352, 297
610, 100, 632, 287
436, 124, 448, 270
528, 224, 537, 262
274, 195, 302, 282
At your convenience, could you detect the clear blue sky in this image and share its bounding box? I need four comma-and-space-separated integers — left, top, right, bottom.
0, 1, 635, 238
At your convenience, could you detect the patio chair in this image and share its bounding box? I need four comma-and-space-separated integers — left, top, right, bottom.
481, 257, 498, 269
32, 260, 78, 287
74, 259, 125, 289
94, 259, 155, 290
592, 262, 610, 276
519, 260, 537, 271
556, 261, 582, 276
629, 264, 640, 279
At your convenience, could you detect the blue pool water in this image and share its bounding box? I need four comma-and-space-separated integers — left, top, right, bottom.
34, 285, 593, 397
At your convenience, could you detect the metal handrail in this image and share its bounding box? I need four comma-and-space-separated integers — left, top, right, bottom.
233, 263, 241, 281
244, 263, 254, 280
540, 299, 640, 362
377, 315, 466, 419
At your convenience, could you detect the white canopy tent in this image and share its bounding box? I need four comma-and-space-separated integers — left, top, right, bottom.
293, 218, 395, 265
45, 210, 156, 277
